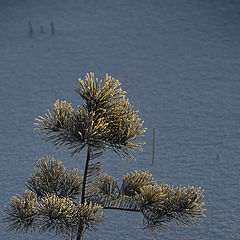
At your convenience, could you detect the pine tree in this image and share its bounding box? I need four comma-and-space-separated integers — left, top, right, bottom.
4, 73, 206, 240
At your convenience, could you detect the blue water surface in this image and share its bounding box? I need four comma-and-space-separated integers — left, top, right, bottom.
0, 0, 240, 239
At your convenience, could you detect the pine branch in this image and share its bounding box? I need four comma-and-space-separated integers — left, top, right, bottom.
3, 191, 39, 233
120, 170, 156, 196
95, 173, 119, 197
26, 156, 82, 200
137, 185, 206, 234
4, 191, 104, 239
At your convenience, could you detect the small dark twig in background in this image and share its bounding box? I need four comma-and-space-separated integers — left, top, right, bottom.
28, 21, 33, 37
51, 21, 55, 36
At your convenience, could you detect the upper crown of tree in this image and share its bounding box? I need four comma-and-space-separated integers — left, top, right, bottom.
34, 72, 146, 160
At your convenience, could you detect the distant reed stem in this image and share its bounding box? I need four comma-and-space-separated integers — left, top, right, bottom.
28, 21, 33, 37
152, 128, 155, 164
51, 21, 55, 35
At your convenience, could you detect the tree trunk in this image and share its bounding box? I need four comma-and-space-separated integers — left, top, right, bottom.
76, 146, 91, 240
76, 220, 84, 240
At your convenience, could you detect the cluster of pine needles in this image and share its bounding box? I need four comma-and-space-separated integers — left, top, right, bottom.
34, 73, 146, 159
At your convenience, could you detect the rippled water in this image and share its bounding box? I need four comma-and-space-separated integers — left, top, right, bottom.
1, 0, 240, 239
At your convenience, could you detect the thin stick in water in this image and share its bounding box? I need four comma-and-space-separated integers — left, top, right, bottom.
152, 128, 155, 164
51, 21, 55, 36
28, 21, 33, 37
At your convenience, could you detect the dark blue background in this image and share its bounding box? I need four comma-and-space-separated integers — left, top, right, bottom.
1, 0, 240, 239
